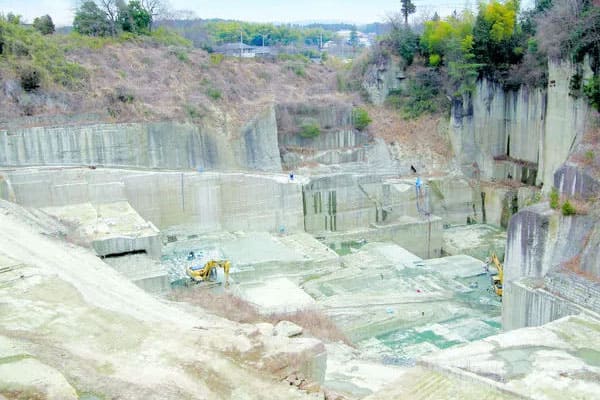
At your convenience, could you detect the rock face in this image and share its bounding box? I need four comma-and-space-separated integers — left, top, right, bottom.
502, 197, 599, 330
449, 59, 592, 188
0, 168, 305, 233
274, 321, 304, 338
362, 56, 406, 106
276, 102, 371, 168
554, 162, 600, 199
541, 59, 592, 189
0, 106, 282, 172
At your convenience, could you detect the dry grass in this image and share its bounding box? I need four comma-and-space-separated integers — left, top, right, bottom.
567, 197, 591, 215
1, 390, 45, 400
1, 41, 344, 128
366, 106, 452, 170
269, 309, 351, 345
569, 125, 600, 173
562, 254, 600, 282
170, 287, 351, 345
171, 287, 262, 323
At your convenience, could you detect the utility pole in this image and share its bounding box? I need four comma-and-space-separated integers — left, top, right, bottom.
240, 30, 243, 58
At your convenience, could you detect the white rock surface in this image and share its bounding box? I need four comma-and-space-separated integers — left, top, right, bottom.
274, 320, 304, 337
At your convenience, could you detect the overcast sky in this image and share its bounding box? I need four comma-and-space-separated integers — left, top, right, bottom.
1, 0, 531, 27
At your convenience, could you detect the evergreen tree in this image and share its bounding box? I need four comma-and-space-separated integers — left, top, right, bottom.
401, 0, 416, 25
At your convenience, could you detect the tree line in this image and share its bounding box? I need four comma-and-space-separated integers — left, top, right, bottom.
379, 0, 600, 117
73, 0, 166, 36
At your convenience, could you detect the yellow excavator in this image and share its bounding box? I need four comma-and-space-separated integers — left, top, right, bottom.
186, 260, 230, 286
490, 253, 503, 297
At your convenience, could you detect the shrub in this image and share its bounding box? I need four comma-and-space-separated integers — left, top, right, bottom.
206, 88, 222, 100
299, 123, 321, 138
115, 87, 134, 103
402, 69, 447, 119
561, 200, 576, 216
336, 73, 348, 91
583, 76, 600, 112
286, 63, 306, 77
173, 49, 189, 62
550, 187, 560, 209
352, 107, 372, 131
387, 26, 419, 65
429, 54, 442, 67
185, 104, 203, 119
18, 63, 43, 91
385, 89, 403, 109
209, 53, 224, 65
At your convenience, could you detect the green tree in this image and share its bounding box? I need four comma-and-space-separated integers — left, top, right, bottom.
6, 13, 21, 24
421, 10, 475, 66
401, 0, 416, 25
73, 1, 112, 36
387, 14, 419, 65
118, 0, 151, 33
140, 0, 167, 32
32, 15, 55, 35
472, 0, 522, 71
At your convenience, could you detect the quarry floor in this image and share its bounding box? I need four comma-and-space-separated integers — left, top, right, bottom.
1, 166, 599, 400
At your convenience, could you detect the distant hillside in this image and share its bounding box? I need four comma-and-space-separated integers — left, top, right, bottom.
0, 17, 344, 127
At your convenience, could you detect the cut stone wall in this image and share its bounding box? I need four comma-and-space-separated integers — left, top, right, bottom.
362, 56, 406, 106
277, 102, 361, 146
322, 216, 443, 259
502, 278, 591, 330
449, 58, 591, 189
503, 200, 598, 330
540, 59, 592, 189
449, 79, 545, 181
554, 163, 600, 199
0, 168, 304, 234
0, 106, 282, 172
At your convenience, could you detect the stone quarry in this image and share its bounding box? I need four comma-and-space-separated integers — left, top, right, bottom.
1, 48, 599, 400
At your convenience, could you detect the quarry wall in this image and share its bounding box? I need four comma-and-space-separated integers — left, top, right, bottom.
0, 106, 282, 172
450, 60, 592, 188
0, 168, 304, 234
502, 166, 600, 329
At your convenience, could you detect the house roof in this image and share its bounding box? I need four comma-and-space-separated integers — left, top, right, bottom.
216, 43, 255, 51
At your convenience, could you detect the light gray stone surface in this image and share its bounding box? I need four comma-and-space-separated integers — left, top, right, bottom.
274, 320, 304, 337
0, 106, 282, 172
1, 168, 306, 233
449, 59, 592, 189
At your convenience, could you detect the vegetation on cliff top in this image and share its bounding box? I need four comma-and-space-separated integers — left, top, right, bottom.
374, 0, 600, 118
0, 15, 88, 91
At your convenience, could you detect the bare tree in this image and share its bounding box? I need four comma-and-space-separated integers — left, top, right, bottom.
536, 0, 583, 59
140, 0, 170, 31
98, 0, 119, 36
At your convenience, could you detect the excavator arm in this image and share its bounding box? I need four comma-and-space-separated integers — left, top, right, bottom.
187, 260, 230, 285
491, 253, 503, 296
